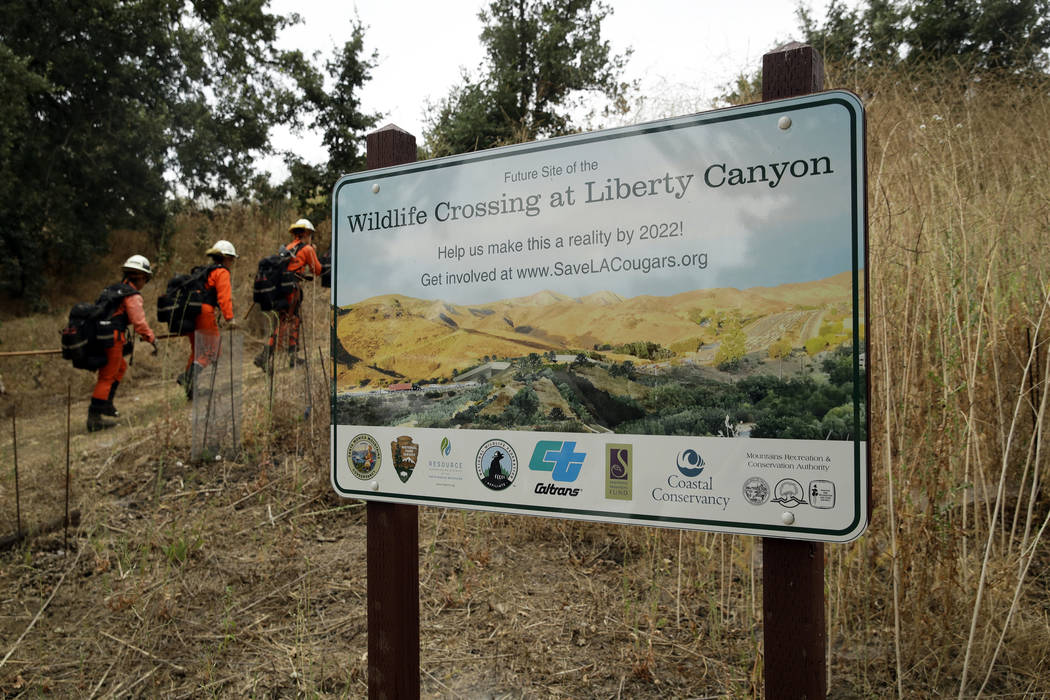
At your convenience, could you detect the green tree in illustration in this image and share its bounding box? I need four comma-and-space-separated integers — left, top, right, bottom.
424, 0, 633, 156
768, 337, 793, 378
715, 315, 747, 371
507, 386, 539, 423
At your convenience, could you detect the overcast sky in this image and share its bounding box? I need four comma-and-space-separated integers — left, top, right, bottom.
266, 1, 849, 175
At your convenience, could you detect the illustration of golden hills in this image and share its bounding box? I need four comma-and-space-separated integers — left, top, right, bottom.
334, 271, 859, 388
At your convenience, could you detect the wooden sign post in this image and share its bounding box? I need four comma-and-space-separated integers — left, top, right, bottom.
364, 125, 421, 700
761, 43, 828, 700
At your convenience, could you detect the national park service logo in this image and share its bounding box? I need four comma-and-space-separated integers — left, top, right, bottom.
391, 436, 419, 483
476, 439, 517, 491
347, 434, 381, 480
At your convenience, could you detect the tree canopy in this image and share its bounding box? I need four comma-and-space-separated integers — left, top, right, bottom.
424, 0, 632, 157
0, 0, 368, 300
274, 21, 380, 225
798, 0, 1050, 72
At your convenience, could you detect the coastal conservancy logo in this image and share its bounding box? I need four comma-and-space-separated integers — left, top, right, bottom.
605, 444, 632, 500
529, 440, 585, 497
347, 434, 381, 480
676, 449, 705, 477
391, 436, 419, 483
476, 439, 518, 491
651, 448, 730, 511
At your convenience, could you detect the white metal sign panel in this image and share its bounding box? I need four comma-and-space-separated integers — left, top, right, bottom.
331, 90, 868, 542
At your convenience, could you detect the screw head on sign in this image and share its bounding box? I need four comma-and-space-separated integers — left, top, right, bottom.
371, 183, 380, 194
781, 511, 795, 525
778, 116, 792, 130
370, 480, 380, 492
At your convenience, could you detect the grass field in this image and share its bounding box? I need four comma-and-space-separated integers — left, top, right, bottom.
0, 66, 1048, 697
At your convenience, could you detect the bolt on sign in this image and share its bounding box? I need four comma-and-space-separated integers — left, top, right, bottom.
331, 90, 869, 542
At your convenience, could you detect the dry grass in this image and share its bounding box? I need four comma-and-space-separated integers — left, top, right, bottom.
0, 66, 1049, 697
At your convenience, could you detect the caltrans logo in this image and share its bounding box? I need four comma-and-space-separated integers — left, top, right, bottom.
529, 440, 585, 497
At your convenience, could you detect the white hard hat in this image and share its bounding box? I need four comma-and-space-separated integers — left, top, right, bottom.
121, 254, 152, 276
206, 240, 238, 258
289, 218, 315, 233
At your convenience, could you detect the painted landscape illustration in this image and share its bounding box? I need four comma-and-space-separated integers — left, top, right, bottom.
333, 271, 865, 440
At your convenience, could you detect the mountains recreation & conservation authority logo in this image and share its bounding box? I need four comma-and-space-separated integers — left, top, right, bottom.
476, 439, 518, 491
347, 433, 381, 480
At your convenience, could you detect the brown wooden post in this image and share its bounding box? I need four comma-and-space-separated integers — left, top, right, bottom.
364, 124, 421, 700
761, 43, 827, 700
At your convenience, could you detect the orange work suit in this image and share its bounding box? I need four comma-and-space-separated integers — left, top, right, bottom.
92, 283, 155, 401
269, 240, 321, 352
186, 265, 234, 370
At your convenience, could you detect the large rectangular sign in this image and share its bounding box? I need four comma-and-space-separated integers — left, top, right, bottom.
331, 90, 868, 542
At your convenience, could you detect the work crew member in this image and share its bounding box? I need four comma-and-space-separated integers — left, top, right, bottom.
255, 218, 322, 370
179, 240, 237, 399
88, 255, 157, 432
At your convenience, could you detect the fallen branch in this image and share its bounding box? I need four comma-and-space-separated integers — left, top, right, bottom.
99, 630, 187, 673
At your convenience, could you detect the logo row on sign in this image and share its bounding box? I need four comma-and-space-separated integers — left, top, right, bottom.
346, 434, 837, 510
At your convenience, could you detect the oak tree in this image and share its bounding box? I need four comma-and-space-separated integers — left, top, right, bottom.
0, 0, 316, 300
424, 0, 632, 156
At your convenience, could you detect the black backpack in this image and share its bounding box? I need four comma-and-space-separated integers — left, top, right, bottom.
320, 249, 331, 289
157, 265, 219, 334
60, 284, 139, 371
253, 242, 305, 311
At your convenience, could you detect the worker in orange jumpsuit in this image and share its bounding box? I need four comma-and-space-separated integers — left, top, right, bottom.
88, 255, 158, 432
178, 240, 237, 399
254, 219, 322, 370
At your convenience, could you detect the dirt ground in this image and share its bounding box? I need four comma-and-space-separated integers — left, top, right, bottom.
0, 332, 796, 699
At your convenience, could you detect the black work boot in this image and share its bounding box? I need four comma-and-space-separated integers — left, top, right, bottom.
183, 362, 203, 400
287, 345, 301, 368
102, 381, 121, 417
253, 346, 272, 371
87, 398, 117, 432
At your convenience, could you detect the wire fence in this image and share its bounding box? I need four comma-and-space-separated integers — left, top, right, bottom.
190, 329, 243, 462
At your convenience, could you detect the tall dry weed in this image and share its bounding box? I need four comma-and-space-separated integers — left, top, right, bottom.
837, 64, 1050, 695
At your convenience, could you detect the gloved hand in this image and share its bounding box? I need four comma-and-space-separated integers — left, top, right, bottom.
221, 318, 238, 330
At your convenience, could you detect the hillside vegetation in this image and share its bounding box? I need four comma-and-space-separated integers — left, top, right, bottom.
333, 273, 855, 388
0, 67, 1047, 697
